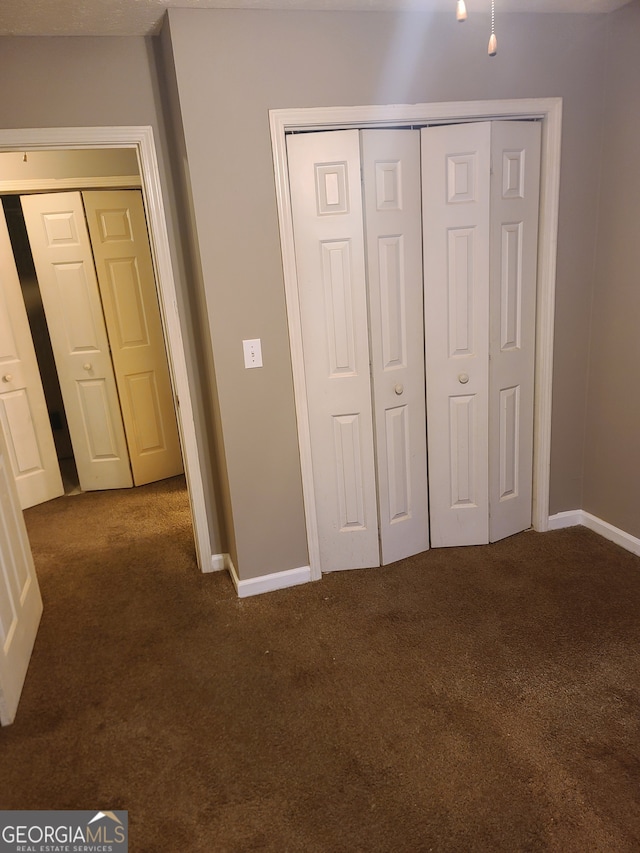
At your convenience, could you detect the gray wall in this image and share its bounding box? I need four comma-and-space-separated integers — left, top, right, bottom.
0, 35, 224, 560
2, 13, 634, 583
154, 29, 236, 565
583, 1, 640, 538
165, 9, 608, 579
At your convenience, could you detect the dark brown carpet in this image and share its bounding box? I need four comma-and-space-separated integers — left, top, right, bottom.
2, 477, 640, 852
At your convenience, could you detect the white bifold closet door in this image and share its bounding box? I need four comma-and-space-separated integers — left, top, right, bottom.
288, 119, 541, 572
0, 206, 64, 509
287, 129, 429, 573
21, 192, 133, 492
362, 131, 429, 565
422, 121, 541, 547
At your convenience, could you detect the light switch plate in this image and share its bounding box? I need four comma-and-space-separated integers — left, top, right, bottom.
243, 338, 263, 368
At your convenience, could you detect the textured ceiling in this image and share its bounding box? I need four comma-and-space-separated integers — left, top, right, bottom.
0, 0, 633, 36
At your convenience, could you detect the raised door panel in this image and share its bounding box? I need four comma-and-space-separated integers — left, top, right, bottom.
422, 123, 491, 547
449, 394, 480, 508
50, 262, 126, 469
321, 240, 358, 376
82, 191, 182, 486
0, 207, 63, 509
20, 192, 132, 492
361, 129, 429, 564
489, 121, 541, 542
2, 391, 45, 476
333, 413, 368, 531
287, 130, 379, 572
0, 426, 43, 726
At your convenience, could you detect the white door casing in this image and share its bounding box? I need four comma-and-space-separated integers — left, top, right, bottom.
0, 206, 64, 509
361, 129, 429, 564
282, 108, 561, 577
287, 130, 380, 572
82, 190, 183, 487
271, 99, 561, 581
21, 191, 133, 492
488, 121, 541, 542
422, 122, 492, 547
0, 423, 43, 726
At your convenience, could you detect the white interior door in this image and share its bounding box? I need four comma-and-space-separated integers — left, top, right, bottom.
422, 122, 492, 547
82, 190, 183, 486
422, 121, 540, 547
0, 206, 64, 509
21, 192, 133, 492
489, 121, 541, 542
0, 424, 43, 726
287, 130, 380, 572
361, 129, 429, 564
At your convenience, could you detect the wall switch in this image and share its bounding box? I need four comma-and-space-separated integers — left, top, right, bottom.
243, 338, 263, 369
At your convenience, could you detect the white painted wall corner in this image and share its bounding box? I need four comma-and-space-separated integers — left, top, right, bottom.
207, 552, 313, 597
228, 561, 312, 598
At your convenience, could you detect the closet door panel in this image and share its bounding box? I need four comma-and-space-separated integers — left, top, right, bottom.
21, 192, 132, 492
287, 130, 379, 572
82, 190, 183, 487
362, 129, 429, 564
488, 121, 541, 542
0, 206, 63, 508
422, 123, 491, 547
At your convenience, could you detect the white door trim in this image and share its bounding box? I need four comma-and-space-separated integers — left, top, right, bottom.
0, 175, 141, 194
270, 98, 562, 581
0, 126, 210, 573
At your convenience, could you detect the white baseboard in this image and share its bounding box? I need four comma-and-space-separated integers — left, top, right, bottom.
547, 510, 584, 530
548, 510, 640, 557
210, 511, 639, 594
204, 553, 230, 573
228, 561, 312, 598
204, 553, 312, 596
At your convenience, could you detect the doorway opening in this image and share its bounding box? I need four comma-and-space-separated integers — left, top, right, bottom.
0, 126, 210, 573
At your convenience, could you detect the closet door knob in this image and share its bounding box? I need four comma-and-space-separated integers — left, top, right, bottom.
394, 384, 404, 395
458, 373, 470, 384
83, 363, 92, 371
2, 374, 12, 383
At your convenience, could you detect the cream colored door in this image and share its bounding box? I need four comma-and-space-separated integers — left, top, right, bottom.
21, 192, 133, 492
361, 129, 429, 564
82, 190, 183, 486
0, 424, 43, 726
0, 206, 64, 509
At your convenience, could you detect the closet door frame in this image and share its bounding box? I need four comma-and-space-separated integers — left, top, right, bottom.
270, 98, 563, 581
